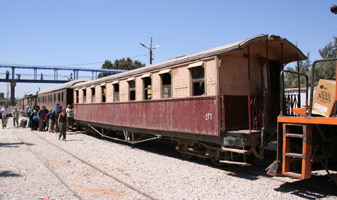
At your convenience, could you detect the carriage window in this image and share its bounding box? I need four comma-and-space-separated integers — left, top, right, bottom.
75, 90, 79, 103
161, 73, 171, 98
113, 83, 119, 102
62, 92, 64, 102
128, 80, 136, 101
83, 89, 87, 103
58, 93, 60, 102
101, 85, 106, 102
91, 87, 95, 103
54, 94, 56, 102
143, 77, 152, 100
191, 66, 205, 96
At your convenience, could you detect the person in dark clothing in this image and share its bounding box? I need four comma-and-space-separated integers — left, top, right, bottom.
53, 104, 62, 132
31, 105, 40, 130
38, 106, 47, 131
27, 107, 33, 128
58, 108, 68, 141
48, 110, 54, 133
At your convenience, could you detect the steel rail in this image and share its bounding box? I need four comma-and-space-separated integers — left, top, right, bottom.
32, 132, 157, 200
16, 129, 334, 198
12, 133, 84, 200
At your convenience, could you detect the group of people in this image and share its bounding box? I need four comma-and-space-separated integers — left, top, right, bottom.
26, 104, 74, 141
1, 105, 19, 129
1, 103, 75, 141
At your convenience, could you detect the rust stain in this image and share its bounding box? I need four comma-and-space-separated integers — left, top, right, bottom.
74, 96, 219, 136
74, 185, 125, 199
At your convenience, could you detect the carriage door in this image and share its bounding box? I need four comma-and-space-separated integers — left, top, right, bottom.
261, 60, 281, 128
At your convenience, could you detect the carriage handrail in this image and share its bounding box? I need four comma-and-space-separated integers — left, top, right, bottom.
309, 58, 337, 116
280, 70, 308, 116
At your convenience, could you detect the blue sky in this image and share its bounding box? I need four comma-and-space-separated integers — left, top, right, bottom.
1, 0, 337, 98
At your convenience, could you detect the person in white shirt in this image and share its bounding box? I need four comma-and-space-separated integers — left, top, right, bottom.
66, 105, 74, 130
1, 105, 10, 129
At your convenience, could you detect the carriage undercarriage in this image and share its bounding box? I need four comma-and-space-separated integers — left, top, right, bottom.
81, 121, 270, 167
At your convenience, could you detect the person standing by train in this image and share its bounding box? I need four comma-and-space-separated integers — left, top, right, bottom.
48, 109, 54, 133
31, 105, 40, 130
27, 106, 32, 128
66, 104, 74, 130
12, 106, 19, 127
52, 103, 62, 132
58, 108, 68, 141
1, 105, 10, 129
37, 106, 47, 131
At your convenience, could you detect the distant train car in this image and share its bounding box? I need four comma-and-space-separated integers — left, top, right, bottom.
19, 94, 37, 113
73, 34, 306, 166
37, 80, 87, 110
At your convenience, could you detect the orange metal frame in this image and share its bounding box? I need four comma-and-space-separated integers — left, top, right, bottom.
276, 61, 337, 180
278, 116, 337, 126
281, 123, 312, 179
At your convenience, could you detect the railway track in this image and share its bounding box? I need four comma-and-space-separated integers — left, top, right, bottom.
89, 132, 337, 196
8, 128, 335, 199
12, 131, 157, 200
13, 133, 84, 200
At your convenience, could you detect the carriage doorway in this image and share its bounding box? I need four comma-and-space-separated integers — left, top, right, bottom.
262, 60, 281, 129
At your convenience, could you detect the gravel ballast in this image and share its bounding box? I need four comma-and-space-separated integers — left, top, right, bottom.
0, 118, 336, 200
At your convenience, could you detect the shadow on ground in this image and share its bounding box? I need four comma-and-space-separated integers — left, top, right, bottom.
0, 170, 21, 177
82, 132, 337, 197
0, 142, 34, 148
274, 175, 337, 199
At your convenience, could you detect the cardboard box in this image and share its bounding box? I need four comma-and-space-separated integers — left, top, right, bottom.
312, 79, 336, 117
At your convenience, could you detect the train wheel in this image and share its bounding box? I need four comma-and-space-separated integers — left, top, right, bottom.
197, 157, 206, 161
210, 151, 225, 167
181, 152, 193, 159
210, 159, 224, 167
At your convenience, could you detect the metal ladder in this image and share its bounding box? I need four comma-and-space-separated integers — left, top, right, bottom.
282, 123, 312, 179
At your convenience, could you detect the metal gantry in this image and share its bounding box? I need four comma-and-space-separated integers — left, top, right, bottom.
0, 64, 126, 106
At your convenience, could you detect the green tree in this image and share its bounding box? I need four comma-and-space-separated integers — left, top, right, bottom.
314, 36, 337, 84
284, 36, 337, 88
98, 58, 146, 78
284, 52, 311, 88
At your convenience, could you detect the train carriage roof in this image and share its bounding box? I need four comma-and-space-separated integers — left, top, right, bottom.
38, 80, 88, 95
74, 34, 306, 88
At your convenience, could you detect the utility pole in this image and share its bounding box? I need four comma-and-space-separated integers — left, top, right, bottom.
140, 37, 160, 65
150, 37, 153, 64
10, 67, 16, 106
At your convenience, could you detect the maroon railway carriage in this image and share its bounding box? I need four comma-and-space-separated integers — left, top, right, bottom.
37, 80, 87, 111
73, 34, 306, 166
